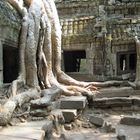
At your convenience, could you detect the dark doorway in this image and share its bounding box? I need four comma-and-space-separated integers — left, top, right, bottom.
3, 45, 19, 83
63, 50, 86, 72
117, 51, 136, 75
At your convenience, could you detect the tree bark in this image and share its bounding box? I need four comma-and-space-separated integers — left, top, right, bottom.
0, 89, 39, 126
135, 36, 140, 87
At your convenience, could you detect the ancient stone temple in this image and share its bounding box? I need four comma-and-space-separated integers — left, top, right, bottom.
0, 0, 140, 85
56, 0, 140, 81
0, 1, 21, 86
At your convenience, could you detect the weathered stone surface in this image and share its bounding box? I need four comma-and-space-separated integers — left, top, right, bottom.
64, 124, 72, 130
0, 121, 46, 140
103, 122, 116, 133
120, 116, 140, 126
62, 109, 77, 123
92, 97, 132, 108
62, 130, 117, 140
116, 124, 140, 140
50, 109, 77, 123
89, 115, 104, 127
132, 98, 140, 106
96, 87, 133, 98
117, 135, 126, 140
60, 96, 87, 109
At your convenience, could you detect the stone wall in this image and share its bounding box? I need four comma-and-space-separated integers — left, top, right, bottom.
0, 1, 21, 86
56, 0, 140, 81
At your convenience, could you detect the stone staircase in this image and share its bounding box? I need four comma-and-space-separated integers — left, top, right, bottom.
1, 86, 140, 140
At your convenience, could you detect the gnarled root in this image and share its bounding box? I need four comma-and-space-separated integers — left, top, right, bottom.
0, 89, 40, 126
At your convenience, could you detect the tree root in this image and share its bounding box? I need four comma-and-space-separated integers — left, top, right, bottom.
0, 89, 40, 126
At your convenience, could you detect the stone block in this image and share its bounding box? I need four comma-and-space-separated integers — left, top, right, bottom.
60, 96, 87, 109
96, 87, 133, 98
120, 116, 140, 126
64, 124, 72, 130
92, 97, 132, 108
62, 109, 77, 123
89, 115, 104, 127
117, 135, 126, 140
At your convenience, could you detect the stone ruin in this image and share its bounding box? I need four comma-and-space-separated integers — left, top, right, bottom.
0, 0, 140, 140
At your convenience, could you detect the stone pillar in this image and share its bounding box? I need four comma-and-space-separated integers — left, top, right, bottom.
63, 20, 68, 35
0, 40, 3, 86
79, 20, 84, 33
73, 19, 78, 34
86, 44, 95, 75
68, 19, 73, 34
83, 18, 88, 33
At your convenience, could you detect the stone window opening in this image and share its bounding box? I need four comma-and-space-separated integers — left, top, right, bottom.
63, 50, 86, 73
120, 54, 127, 71
117, 51, 136, 75
3, 44, 19, 83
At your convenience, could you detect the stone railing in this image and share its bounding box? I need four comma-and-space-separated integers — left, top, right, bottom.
60, 16, 95, 36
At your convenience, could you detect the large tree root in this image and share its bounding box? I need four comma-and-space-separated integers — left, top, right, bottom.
30, 85, 63, 108
0, 89, 40, 126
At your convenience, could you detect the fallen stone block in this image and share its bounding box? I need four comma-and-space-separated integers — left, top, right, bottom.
51, 109, 77, 123
92, 97, 132, 108
117, 135, 126, 140
64, 124, 72, 130
60, 96, 87, 109
120, 116, 140, 126
62, 109, 77, 123
89, 115, 104, 127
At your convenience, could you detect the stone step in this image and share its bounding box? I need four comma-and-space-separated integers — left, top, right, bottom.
60, 96, 87, 110
92, 97, 132, 108
95, 87, 140, 99
0, 120, 49, 140
91, 96, 140, 109
120, 116, 140, 126
96, 87, 133, 98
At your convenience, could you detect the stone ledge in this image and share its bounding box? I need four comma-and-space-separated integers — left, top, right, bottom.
60, 96, 87, 109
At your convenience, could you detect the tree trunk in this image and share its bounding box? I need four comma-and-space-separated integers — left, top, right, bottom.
135, 36, 140, 86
